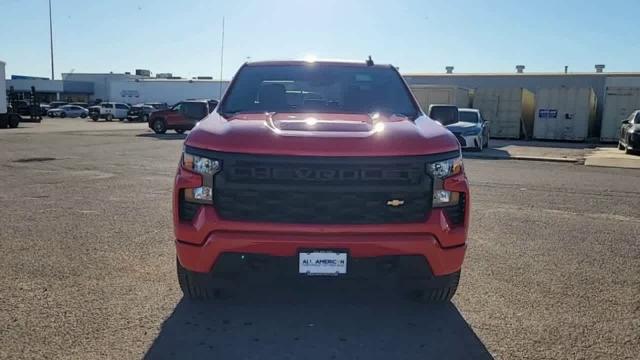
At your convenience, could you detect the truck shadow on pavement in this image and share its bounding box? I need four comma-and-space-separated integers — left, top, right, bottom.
136, 133, 187, 140
144, 280, 493, 360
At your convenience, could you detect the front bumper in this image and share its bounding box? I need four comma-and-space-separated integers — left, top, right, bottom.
173, 164, 470, 278
625, 134, 640, 150
453, 133, 482, 149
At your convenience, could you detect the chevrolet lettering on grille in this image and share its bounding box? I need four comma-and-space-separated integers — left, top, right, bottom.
229, 165, 422, 183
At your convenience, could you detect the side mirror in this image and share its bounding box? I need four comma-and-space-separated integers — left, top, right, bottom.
621, 119, 629, 124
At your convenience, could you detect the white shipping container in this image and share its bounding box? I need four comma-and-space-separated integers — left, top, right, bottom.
601, 87, 640, 142
0, 60, 6, 114
472, 88, 535, 139
533, 88, 596, 141
409, 85, 471, 112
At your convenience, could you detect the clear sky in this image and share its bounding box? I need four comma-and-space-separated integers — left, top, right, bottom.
1, 0, 639, 79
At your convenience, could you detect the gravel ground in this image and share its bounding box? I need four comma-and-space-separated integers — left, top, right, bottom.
0, 119, 638, 359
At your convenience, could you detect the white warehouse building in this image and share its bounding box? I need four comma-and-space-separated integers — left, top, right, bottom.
61, 72, 229, 105
107, 78, 229, 105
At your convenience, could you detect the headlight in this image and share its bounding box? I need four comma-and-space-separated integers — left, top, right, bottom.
181, 151, 221, 204
182, 153, 221, 175
428, 155, 463, 179
428, 155, 463, 207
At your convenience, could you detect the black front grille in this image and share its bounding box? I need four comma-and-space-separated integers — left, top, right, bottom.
182, 148, 457, 225
215, 188, 431, 224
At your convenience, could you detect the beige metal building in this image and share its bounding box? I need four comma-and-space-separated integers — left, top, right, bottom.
409, 85, 471, 112
533, 88, 597, 141
601, 77, 640, 142
473, 88, 535, 139
403, 69, 640, 141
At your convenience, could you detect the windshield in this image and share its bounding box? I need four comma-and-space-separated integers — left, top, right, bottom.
459, 111, 479, 123
220, 64, 419, 118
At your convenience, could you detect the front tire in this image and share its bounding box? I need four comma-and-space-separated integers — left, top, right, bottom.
106, 114, 114, 122
152, 119, 167, 134
411, 270, 461, 303
8, 114, 20, 128
81, 113, 87, 119
60, 112, 66, 118
175, 129, 186, 134
177, 258, 225, 301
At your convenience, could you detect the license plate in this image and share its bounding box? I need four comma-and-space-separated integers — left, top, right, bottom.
299, 252, 347, 275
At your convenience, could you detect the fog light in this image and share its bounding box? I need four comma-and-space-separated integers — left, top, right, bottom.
433, 190, 460, 207
184, 186, 213, 203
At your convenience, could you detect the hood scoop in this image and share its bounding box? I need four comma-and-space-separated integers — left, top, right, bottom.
266, 113, 382, 137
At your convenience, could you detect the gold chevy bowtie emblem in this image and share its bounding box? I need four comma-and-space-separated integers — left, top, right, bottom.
386, 199, 405, 207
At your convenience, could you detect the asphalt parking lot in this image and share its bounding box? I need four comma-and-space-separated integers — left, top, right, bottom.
1, 118, 639, 359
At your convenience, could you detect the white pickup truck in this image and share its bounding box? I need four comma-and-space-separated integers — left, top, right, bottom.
89, 102, 131, 121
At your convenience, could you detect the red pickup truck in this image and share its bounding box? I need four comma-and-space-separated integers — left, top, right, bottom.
173, 60, 469, 302
149, 99, 218, 134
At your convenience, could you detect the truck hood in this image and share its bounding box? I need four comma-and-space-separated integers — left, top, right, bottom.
185, 112, 460, 157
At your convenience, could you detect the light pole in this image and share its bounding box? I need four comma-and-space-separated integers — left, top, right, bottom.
48, 0, 55, 80
218, 16, 225, 99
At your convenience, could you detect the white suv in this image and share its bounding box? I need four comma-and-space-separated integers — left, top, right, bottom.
89, 102, 130, 121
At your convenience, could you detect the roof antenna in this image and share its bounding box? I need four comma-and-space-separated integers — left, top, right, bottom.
366, 56, 374, 66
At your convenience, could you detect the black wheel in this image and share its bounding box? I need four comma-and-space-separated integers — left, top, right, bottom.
152, 119, 167, 134
106, 114, 114, 122
91, 115, 99, 122
80, 113, 87, 119
175, 129, 186, 134
8, 114, 20, 128
60, 112, 66, 118
625, 137, 634, 154
411, 270, 461, 303
177, 258, 226, 301
619, 142, 625, 150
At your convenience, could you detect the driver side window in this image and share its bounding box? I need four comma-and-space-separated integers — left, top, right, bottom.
173, 103, 183, 112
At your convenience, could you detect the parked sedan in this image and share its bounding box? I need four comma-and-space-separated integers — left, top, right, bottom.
47, 105, 89, 118
445, 108, 490, 151
618, 110, 640, 154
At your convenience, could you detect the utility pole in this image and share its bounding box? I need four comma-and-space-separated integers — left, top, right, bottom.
48, 0, 55, 80
218, 16, 225, 99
